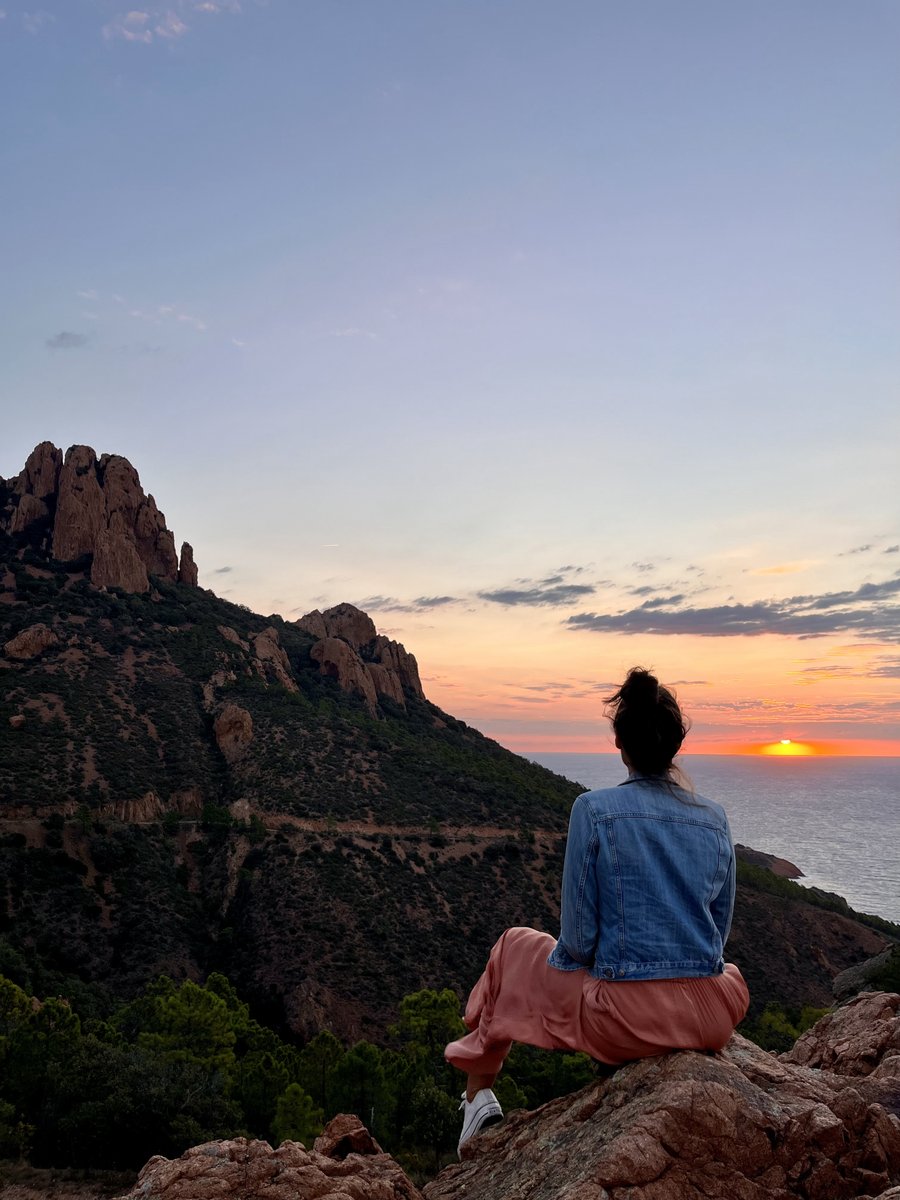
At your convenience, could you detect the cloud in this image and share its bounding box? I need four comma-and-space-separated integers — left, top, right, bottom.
155, 12, 189, 39
632, 561, 655, 573
101, 1, 240, 44
479, 583, 596, 608
885, 545, 899, 555
103, 11, 153, 42
211, 566, 233, 575
23, 10, 54, 35
749, 562, 816, 576
565, 576, 900, 641
46, 331, 89, 349
354, 594, 458, 614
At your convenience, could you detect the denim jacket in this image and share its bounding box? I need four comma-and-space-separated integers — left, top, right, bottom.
547, 775, 735, 981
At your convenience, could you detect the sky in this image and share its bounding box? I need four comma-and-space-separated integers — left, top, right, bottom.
2, 1, 898, 755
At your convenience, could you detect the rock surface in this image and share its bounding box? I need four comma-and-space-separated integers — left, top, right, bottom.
115, 1122, 423, 1200
0, 442, 194, 595
253, 626, 299, 693
297, 603, 424, 712
424, 992, 900, 1200
3, 622, 59, 660
178, 541, 198, 586
784, 990, 900, 1077
214, 703, 254, 763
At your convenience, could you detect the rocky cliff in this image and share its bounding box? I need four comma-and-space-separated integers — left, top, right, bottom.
296, 601, 424, 712
0, 441, 195, 594
114, 993, 900, 1200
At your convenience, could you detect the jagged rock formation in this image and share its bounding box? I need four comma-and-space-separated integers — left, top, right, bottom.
115, 1117, 423, 1200
297, 603, 424, 711
424, 991, 900, 1200
0, 441, 197, 594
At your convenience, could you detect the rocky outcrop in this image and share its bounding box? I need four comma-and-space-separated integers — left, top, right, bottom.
3, 623, 59, 660
784, 990, 900, 1077
1, 442, 195, 595
178, 541, 198, 586
253, 627, 299, 693
311, 636, 378, 710
297, 603, 377, 647
214, 703, 254, 764
115, 1123, 423, 1200
834, 948, 900, 1004
296, 604, 424, 712
424, 993, 900, 1200
736, 843, 804, 879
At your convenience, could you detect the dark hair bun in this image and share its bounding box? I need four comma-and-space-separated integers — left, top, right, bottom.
605, 667, 689, 777
620, 669, 660, 705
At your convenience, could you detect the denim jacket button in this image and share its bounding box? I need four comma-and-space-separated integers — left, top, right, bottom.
602, 967, 614, 979
618, 969, 625, 977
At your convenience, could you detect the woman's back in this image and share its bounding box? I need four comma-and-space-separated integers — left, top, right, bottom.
552, 777, 735, 980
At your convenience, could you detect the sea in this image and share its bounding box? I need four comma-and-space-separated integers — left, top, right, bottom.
526, 754, 900, 926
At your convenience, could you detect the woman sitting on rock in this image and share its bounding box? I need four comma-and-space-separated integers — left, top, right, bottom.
446, 667, 750, 1151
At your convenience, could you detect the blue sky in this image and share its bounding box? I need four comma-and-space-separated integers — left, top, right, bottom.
2, 1, 898, 750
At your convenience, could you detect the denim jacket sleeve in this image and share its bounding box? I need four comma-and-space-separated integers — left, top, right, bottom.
547, 794, 599, 972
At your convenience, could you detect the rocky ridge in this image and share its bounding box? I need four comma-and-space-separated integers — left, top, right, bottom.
0, 441, 195, 594
112, 993, 900, 1200
296, 602, 424, 712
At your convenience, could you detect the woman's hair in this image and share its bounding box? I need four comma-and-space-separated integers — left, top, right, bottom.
605, 667, 690, 779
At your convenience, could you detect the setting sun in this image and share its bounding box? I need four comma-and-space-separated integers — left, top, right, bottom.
758, 740, 818, 756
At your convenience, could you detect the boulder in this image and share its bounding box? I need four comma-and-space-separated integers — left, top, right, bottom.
319, 602, 377, 647
372, 634, 424, 698
423, 994, 900, 1200
313, 1112, 384, 1158
214, 704, 254, 764
783, 990, 900, 1077
834, 948, 900, 1003
115, 1128, 423, 1200
295, 608, 329, 640
178, 541, 198, 586
9, 714, 25, 730
3, 623, 59, 660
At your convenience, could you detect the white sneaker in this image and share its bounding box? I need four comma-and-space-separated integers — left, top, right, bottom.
458, 1088, 503, 1153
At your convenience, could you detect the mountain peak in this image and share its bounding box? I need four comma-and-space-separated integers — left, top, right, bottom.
1, 440, 194, 594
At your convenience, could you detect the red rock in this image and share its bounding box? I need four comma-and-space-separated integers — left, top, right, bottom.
297, 606, 425, 709
423, 994, 900, 1200
53, 444, 106, 561
10, 492, 49, 534
1, 443, 186, 593
15, 440, 62, 499
9, 714, 25, 729
178, 541, 198, 586
3, 623, 59, 660
311, 637, 378, 711
313, 1113, 384, 1158
783, 991, 900, 1077
115, 1130, 423, 1200
90, 527, 150, 593
319, 603, 377, 647
214, 704, 254, 763
253, 627, 298, 693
